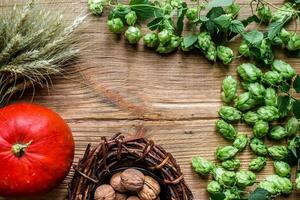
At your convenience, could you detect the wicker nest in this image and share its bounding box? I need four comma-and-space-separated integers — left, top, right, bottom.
67, 133, 193, 200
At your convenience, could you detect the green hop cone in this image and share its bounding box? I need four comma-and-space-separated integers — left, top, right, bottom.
238, 41, 250, 57
156, 43, 176, 54
216, 146, 238, 161
237, 63, 262, 83
259, 180, 278, 195
224, 188, 240, 200
285, 117, 299, 137
259, 39, 274, 65
143, 32, 159, 48
168, 0, 183, 8
269, 126, 287, 140
213, 167, 225, 182
287, 33, 300, 51
191, 156, 214, 175
248, 83, 266, 100
219, 106, 242, 122
236, 170, 256, 188
220, 171, 236, 186
243, 111, 259, 125
107, 18, 124, 34
207, 181, 222, 193
225, 3, 240, 17
216, 46, 234, 65
296, 173, 300, 190
125, 11, 137, 26
274, 161, 291, 177
221, 159, 240, 171
272, 60, 296, 80
205, 44, 217, 62
272, 3, 295, 22
233, 134, 248, 151
170, 35, 181, 48
263, 71, 282, 86
221, 76, 237, 103
186, 7, 198, 21
198, 32, 212, 51
125, 26, 142, 44
216, 119, 237, 141
250, 138, 268, 156
88, 0, 106, 15
253, 120, 269, 138
265, 175, 293, 194
257, 5, 272, 23
268, 145, 289, 160
249, 156, 267, 172
235, 92, 257, 111
280, 28, 291, 43
264, 88, 278, 107
158, 29, 172, 44
257, 106, 279, 122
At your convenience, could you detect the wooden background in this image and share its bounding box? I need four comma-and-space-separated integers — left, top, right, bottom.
1, 0, 300, 199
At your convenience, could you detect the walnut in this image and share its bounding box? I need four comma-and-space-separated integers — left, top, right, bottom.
94, 184, 115, 200
121, 168, 145, 192
115, 192, 127, 200
138, 176, 161, 200
127, 196, 140, 200
110, 172, 127, 192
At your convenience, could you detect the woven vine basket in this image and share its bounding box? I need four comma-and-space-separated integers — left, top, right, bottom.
67, 133, 193, 200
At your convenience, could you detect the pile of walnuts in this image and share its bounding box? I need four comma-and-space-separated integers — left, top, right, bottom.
94, 168, 161, 200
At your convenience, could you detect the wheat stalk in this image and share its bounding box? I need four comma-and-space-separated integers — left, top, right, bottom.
0, 0, 85, 105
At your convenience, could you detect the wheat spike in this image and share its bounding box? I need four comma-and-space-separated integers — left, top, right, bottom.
0, 0, 84, 105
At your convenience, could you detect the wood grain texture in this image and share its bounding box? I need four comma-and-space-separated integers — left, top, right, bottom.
1, 0, 300, 199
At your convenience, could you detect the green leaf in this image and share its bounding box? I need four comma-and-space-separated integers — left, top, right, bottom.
202, 7, 224, 35
249, 188, 271, 200
176, 2, 187, 36
147, 17, 163, 31
278, 95, 291, 117
208, 0, 233, 8
209, 192, 226, 200
293, 75, 300, 93
108, 7, 131, 21
243, 30, 264, 45
207, 7, 225, 19
130, 0, 148, 5
213, 14, 231, 29
229, 20, 245, 34
130, 0, 160, 20
182, 35, 198, 48
293, 100, 300, 119
199, 16, 209, 22
242, 15, 260, 27
279, 82, 291, 93
267, 21, 284, 40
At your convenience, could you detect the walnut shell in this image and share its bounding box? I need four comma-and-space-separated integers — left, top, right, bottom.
127, 196, 140, 200
115, 192, 127, 200
110, 172, 127, 192
138, 176, 161, 200
121, 168, 145, 192
94, 184, 115, 200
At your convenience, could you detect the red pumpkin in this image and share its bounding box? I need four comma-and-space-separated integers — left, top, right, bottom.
0, 103, 74, 197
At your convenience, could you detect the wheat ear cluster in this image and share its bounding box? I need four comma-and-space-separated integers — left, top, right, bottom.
0, 0, 85, 105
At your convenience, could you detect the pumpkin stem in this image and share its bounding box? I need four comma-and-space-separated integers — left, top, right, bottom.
11, 141, 32, 158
